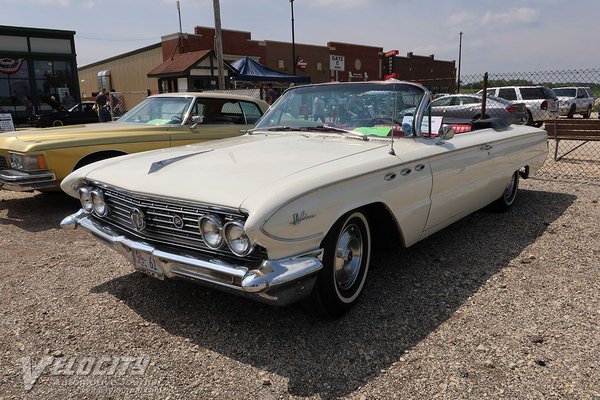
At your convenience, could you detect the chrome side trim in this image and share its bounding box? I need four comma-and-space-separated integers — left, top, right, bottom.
61, 210, 323, 306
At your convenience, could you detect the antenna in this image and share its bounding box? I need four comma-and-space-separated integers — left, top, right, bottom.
389, 127, 395, 155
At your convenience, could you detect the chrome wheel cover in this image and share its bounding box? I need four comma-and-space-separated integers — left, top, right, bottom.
503, 173, 517, 203
334, 223, 363, 291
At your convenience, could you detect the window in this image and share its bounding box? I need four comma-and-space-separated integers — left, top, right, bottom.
0, 59, 32, 119
498, 88, 517, 100
316, 62, 322, 71
520, 88, 545, 100
459, 96, 480, 105
431, 97, 453, 107
278, 59, 285, 69
240, 101, 263, 124
33, 60, 73, 110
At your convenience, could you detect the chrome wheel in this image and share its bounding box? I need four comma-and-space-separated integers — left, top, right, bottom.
503, 173, 518, 204
334, 223, 364, 292
309, 210, 371, 317
490, 171, 519, 212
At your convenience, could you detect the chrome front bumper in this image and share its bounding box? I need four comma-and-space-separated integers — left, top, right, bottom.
61, 210, 323, 306
0, 169, 57, 191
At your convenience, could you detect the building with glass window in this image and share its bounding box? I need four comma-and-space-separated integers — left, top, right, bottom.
0, 25, 79, 124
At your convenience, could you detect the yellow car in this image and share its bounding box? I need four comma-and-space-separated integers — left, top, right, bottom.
0, 93, 268, 192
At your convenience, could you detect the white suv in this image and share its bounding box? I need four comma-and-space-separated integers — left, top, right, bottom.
553, 87, 595, 118
480, 86, 559, 127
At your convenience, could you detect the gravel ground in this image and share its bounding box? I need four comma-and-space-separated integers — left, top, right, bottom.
0, 177, 599, 399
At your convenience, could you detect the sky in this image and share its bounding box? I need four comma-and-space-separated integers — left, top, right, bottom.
2, 0, 599, 76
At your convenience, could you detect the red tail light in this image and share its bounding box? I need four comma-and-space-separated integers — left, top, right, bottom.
505, 106, 518, 113
540, 100, 548, 110
449, 123, 472, 133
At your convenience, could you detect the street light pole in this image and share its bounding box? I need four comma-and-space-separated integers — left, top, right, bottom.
290, 0, 296, 76
457, 31, 463, 93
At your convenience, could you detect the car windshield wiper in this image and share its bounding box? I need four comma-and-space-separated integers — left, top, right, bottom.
247, 125, 296, 133
248, 125, 369, 141
296, 125, 369, 141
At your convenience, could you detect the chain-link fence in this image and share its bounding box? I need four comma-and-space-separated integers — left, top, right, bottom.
415, 69, 600, 181
107, 91, 149, 120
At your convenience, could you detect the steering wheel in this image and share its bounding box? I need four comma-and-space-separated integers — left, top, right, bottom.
170, 115, 183, 122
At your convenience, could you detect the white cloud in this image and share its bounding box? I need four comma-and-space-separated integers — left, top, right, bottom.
446, 11, 478, 28
81, 1, 94, 10
481, 7, 540, 25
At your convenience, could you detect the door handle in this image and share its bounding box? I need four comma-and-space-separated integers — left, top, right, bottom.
480, 144, 493, 151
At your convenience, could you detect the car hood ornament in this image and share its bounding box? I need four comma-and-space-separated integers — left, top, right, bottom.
148, 150, 213, 174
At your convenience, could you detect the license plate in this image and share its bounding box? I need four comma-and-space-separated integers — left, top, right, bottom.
132, 250, 164, 280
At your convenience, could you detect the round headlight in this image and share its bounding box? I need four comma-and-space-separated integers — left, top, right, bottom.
199, 214, 224, 249
224, 221, 253, 257
78, 187, 93, 213
91, 189, 109, 217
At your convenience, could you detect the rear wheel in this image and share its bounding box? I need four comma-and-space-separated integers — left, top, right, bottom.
525, 110, 534, 126
308, 211, 371, 318
490, 171, 519, 212
52, 119, 64, 127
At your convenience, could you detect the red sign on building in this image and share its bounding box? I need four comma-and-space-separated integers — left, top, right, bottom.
296, 57, 307, 71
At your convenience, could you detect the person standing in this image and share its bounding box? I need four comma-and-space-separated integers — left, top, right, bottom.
62, 91, 75, 109
94, 88, 111, 122
265, 83, 278, 105
312, 96, 325, 123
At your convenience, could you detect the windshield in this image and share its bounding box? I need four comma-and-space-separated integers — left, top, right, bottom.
118, 97, 194, 125
254, 82, 427, 138
553, 88, 576, 97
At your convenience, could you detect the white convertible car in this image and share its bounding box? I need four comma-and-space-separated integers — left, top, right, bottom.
61, 81, 548, 317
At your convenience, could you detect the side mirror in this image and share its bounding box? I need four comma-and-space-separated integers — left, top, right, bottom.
190, 115, 204, 128
436, 124, 456, 145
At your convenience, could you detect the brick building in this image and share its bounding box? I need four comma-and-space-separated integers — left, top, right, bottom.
78, 25, 456, 95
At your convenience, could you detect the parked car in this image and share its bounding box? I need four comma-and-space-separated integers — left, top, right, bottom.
552, 87, 595, 118
0, 93, 268, 192
29, 99, 99, 128
430, 94, 529, 125
479, 86, 559, 127
60, 81, 548, 317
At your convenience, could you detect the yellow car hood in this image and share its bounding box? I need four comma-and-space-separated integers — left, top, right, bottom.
1, 122, 173, 152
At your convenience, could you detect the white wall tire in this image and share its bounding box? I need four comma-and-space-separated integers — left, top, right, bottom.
308, 211, 371, 318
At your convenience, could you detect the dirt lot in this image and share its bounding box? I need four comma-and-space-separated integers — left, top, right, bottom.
1, 177, 599, 399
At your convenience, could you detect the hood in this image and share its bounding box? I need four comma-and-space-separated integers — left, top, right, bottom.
42, 96, 67, 112
77, 134, 389, 209
0, 122, 172, 152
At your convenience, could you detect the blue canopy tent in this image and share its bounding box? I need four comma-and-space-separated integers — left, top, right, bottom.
230, 57, 310, 84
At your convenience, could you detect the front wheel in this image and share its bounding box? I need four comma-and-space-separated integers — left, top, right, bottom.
52, 119, 64, 127
583, 105, 592, 119
489, 171, 519, 212
308, 211, 371, 318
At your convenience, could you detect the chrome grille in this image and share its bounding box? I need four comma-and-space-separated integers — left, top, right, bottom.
0, 155, 8, 169
89, 183, 266, 265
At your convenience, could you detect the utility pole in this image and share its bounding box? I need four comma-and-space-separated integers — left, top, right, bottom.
176, 1, 182, 34
290, 0, 296, 75
213, 0, 226, 89
457, 31, 463, 93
